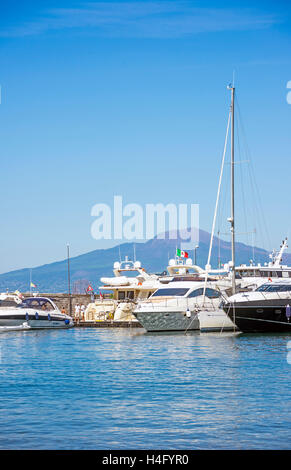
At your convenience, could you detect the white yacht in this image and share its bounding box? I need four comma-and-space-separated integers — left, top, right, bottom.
133, 278, 227, 332
0, 293, 74, 329
235, 238, 291, 288
84, 257, 161, 322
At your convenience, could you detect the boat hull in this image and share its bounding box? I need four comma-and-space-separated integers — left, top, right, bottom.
134, 310, 199, 332
0, 311, 73, 329
198, 309, 237, 332
223, 301, 291, 333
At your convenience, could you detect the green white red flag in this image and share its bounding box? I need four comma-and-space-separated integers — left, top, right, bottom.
177, 249, 188, 258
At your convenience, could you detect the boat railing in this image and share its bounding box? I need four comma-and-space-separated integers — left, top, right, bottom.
136, 297, 219, 311
259, 291, 290, 304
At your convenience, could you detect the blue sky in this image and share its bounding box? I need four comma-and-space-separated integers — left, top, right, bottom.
0, 0, 290, 273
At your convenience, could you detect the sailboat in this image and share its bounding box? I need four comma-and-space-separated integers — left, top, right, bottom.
197, 84, 238, 332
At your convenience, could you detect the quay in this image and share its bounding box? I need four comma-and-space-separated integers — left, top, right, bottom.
75, 321, 142, 328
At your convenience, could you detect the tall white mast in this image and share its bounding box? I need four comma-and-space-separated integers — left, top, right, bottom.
227, 84, 236, 295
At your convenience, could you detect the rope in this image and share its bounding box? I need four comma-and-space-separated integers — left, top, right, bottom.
234, 316, 291, 326
203, 110, 231, 303
184, 311, 199, 335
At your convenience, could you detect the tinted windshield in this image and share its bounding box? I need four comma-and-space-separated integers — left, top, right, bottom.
21, 298, 55, 310
256, 284, 291, 293
187, 288, 221, 298
151, 288, 189, 297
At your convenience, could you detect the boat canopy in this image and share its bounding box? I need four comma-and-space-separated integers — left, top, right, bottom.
21, 297, 55, 310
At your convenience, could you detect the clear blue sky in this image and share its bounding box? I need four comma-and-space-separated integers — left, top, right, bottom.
0, 0, 290, 273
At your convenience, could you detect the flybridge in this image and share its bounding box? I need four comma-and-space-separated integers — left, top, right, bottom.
235, 238, 291, 278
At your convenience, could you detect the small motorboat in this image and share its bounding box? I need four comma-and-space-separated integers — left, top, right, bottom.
0, 293, 74, 329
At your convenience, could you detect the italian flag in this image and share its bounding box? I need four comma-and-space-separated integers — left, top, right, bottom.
177, 249, 188, 258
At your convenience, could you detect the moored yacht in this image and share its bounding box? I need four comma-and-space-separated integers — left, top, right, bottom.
222, 279, 291, 332
198, 239, 290, 332
133, 279, 225, 332
0, 293, 74, 329
234, 238, 291, 289
84, 256, 161, 322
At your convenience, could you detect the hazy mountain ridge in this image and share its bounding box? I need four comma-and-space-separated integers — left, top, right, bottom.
0, 229, 290, 293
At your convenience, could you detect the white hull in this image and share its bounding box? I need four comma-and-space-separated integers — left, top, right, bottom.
0, 310, 73, 329
198, 309, 237, 332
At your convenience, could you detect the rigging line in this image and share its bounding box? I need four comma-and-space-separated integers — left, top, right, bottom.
217, 164, 230, 236
235, 99, 272, 251
235, 98, 257, 251
249, 160, 272, 250
238, 103, 260, 233
184, 312, 199, 335
216, 143, 231, 264
235, 102, 259, 263
247, 160, 269, 252
235, 108, 250, 250
236, 108, 263, 249
203, 110, 231, 303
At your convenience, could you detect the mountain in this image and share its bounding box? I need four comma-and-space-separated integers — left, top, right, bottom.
0, 229, 290, 293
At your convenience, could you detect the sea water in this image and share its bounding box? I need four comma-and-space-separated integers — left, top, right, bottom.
0, 327, 290, 449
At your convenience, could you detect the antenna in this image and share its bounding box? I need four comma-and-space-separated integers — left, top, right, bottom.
118, 245, 121, 263
133, 243, 136, 262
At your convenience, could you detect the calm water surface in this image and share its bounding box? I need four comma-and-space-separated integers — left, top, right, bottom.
0, 327, 290, 449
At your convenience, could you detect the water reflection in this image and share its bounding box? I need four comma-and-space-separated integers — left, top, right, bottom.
0, 327, 290, 449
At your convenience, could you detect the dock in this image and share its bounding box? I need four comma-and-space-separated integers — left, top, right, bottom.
75, 321, 142, 328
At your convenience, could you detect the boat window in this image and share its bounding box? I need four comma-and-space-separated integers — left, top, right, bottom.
151, 288, 189, 297
205, 288, 221, 299
256, 284, 291, 293
118, 291, 125, 300
187, 288, 221, 298
187, 288, 204, 298
21, 298, 55, 310
127, 291, 134, 300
